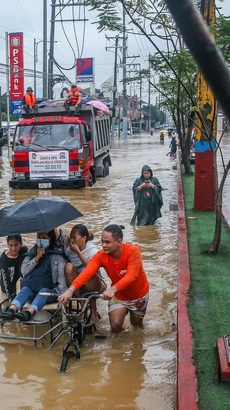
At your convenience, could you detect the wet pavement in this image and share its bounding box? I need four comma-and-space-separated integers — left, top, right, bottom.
0, 132, 178, 410
217, 133, 230, 204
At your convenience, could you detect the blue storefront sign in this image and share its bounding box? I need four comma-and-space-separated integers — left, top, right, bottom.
76, 58, 94, 83
10, 100, 22, 115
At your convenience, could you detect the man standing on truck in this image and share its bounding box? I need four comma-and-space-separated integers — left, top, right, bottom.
22, 87, 37, 117
64, 84, 82, 116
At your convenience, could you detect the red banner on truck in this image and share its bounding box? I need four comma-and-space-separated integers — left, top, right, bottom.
9, 32, 24, 101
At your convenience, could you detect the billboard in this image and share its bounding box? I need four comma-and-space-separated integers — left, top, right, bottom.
76, 58, 94, 83
9, 32, 24, 101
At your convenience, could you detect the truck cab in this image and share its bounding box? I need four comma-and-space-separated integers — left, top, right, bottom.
9, 103, 111, 189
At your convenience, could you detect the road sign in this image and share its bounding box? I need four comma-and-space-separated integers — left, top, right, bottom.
102, 82, 112, 92
10, 100, 22, 115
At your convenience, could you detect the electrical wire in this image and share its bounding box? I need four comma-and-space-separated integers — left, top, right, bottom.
80, 2, 86, 58
72, 0, 80, 57
55, 0, 77, 70
53, 0, 87, 71
52, 56, 72, 84
13, 0, 41, 39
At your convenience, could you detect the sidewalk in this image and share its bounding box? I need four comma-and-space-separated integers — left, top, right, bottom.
177, 166, 230, 410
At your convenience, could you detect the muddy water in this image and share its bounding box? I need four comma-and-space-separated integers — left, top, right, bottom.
0, 133, 178, 410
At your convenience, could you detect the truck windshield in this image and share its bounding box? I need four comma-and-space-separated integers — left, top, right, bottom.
13, 124, 82, 150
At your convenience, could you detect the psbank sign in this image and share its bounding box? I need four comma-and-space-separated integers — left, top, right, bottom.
9, 32, 24, 100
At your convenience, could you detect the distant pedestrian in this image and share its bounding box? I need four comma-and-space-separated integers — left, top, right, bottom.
169, 135, 177, 157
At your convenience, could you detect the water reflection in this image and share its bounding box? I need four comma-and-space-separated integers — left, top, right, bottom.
0, 134, 177, 409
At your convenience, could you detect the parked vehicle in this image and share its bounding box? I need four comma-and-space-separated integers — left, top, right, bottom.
9, 103, 111, 189
3, 126, 16, 145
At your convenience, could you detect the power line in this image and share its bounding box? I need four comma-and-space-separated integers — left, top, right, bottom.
72, 0, 80, 57
13, 0, 41, 39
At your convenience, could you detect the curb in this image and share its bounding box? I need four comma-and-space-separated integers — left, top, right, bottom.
177, 165, 198, 410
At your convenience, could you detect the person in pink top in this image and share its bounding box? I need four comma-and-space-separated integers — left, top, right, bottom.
59, 225, 149, 333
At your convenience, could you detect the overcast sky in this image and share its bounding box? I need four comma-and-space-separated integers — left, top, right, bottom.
0, 0, 229, 99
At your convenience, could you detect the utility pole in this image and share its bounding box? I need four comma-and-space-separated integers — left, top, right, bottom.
126, 61, 140, 131
48, 0, 88, 99
43, 0, 48, 98
194, 0, 216, 211
48, 0, 56, 99
148, 53, 151, 133
105, 35, 123, 138
112, 36, 119, 139
0, 86, 2, 157
34, 38, 37, 96
122, 7, 128, 139
5, 32, 10, 158
140, 73, 142, 131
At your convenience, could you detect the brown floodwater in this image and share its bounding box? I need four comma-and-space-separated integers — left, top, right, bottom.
0, 132, 178, 410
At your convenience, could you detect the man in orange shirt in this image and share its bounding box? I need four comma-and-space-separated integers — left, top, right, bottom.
59, 224, 149, 333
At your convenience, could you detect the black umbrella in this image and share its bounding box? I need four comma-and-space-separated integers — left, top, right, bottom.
0, 196, 83, 236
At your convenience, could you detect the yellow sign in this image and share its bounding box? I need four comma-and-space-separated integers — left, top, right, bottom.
196, 0, 217, 141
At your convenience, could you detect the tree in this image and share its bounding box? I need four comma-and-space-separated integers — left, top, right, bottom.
142, 104, 165, 125
87, 0, 230, 251
87, 0, 201, 173
216, 15, 230, 64
87, 0, 230, 174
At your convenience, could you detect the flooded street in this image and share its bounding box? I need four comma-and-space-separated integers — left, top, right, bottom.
0, 133, 178, 410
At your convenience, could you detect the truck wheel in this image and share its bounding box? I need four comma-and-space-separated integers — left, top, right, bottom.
89, 167, 96, 186
88, 172, 94, 187
103, 161, 109, 177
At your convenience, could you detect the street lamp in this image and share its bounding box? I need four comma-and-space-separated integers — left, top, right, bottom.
34, 39, 60, 98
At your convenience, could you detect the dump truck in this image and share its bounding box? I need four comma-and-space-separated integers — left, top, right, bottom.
9, 102, 111, 189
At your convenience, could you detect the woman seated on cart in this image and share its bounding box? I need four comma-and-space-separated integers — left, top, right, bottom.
65, 224, 107, 324
0, 230, 67, 321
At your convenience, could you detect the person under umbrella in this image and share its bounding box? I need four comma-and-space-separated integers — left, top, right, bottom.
0, 230, 67, 321
0, 235, 28, 302
65, 224, 107, 323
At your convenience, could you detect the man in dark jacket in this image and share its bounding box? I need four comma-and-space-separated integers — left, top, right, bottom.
131, 165, 163, 226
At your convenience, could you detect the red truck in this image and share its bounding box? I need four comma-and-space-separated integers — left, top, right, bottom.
9, 103, 111, 189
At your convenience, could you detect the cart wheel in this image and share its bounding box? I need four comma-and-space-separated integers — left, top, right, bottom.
60, 351, 73, 372
77, 322, 87, 345
60, 349, 80, 372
